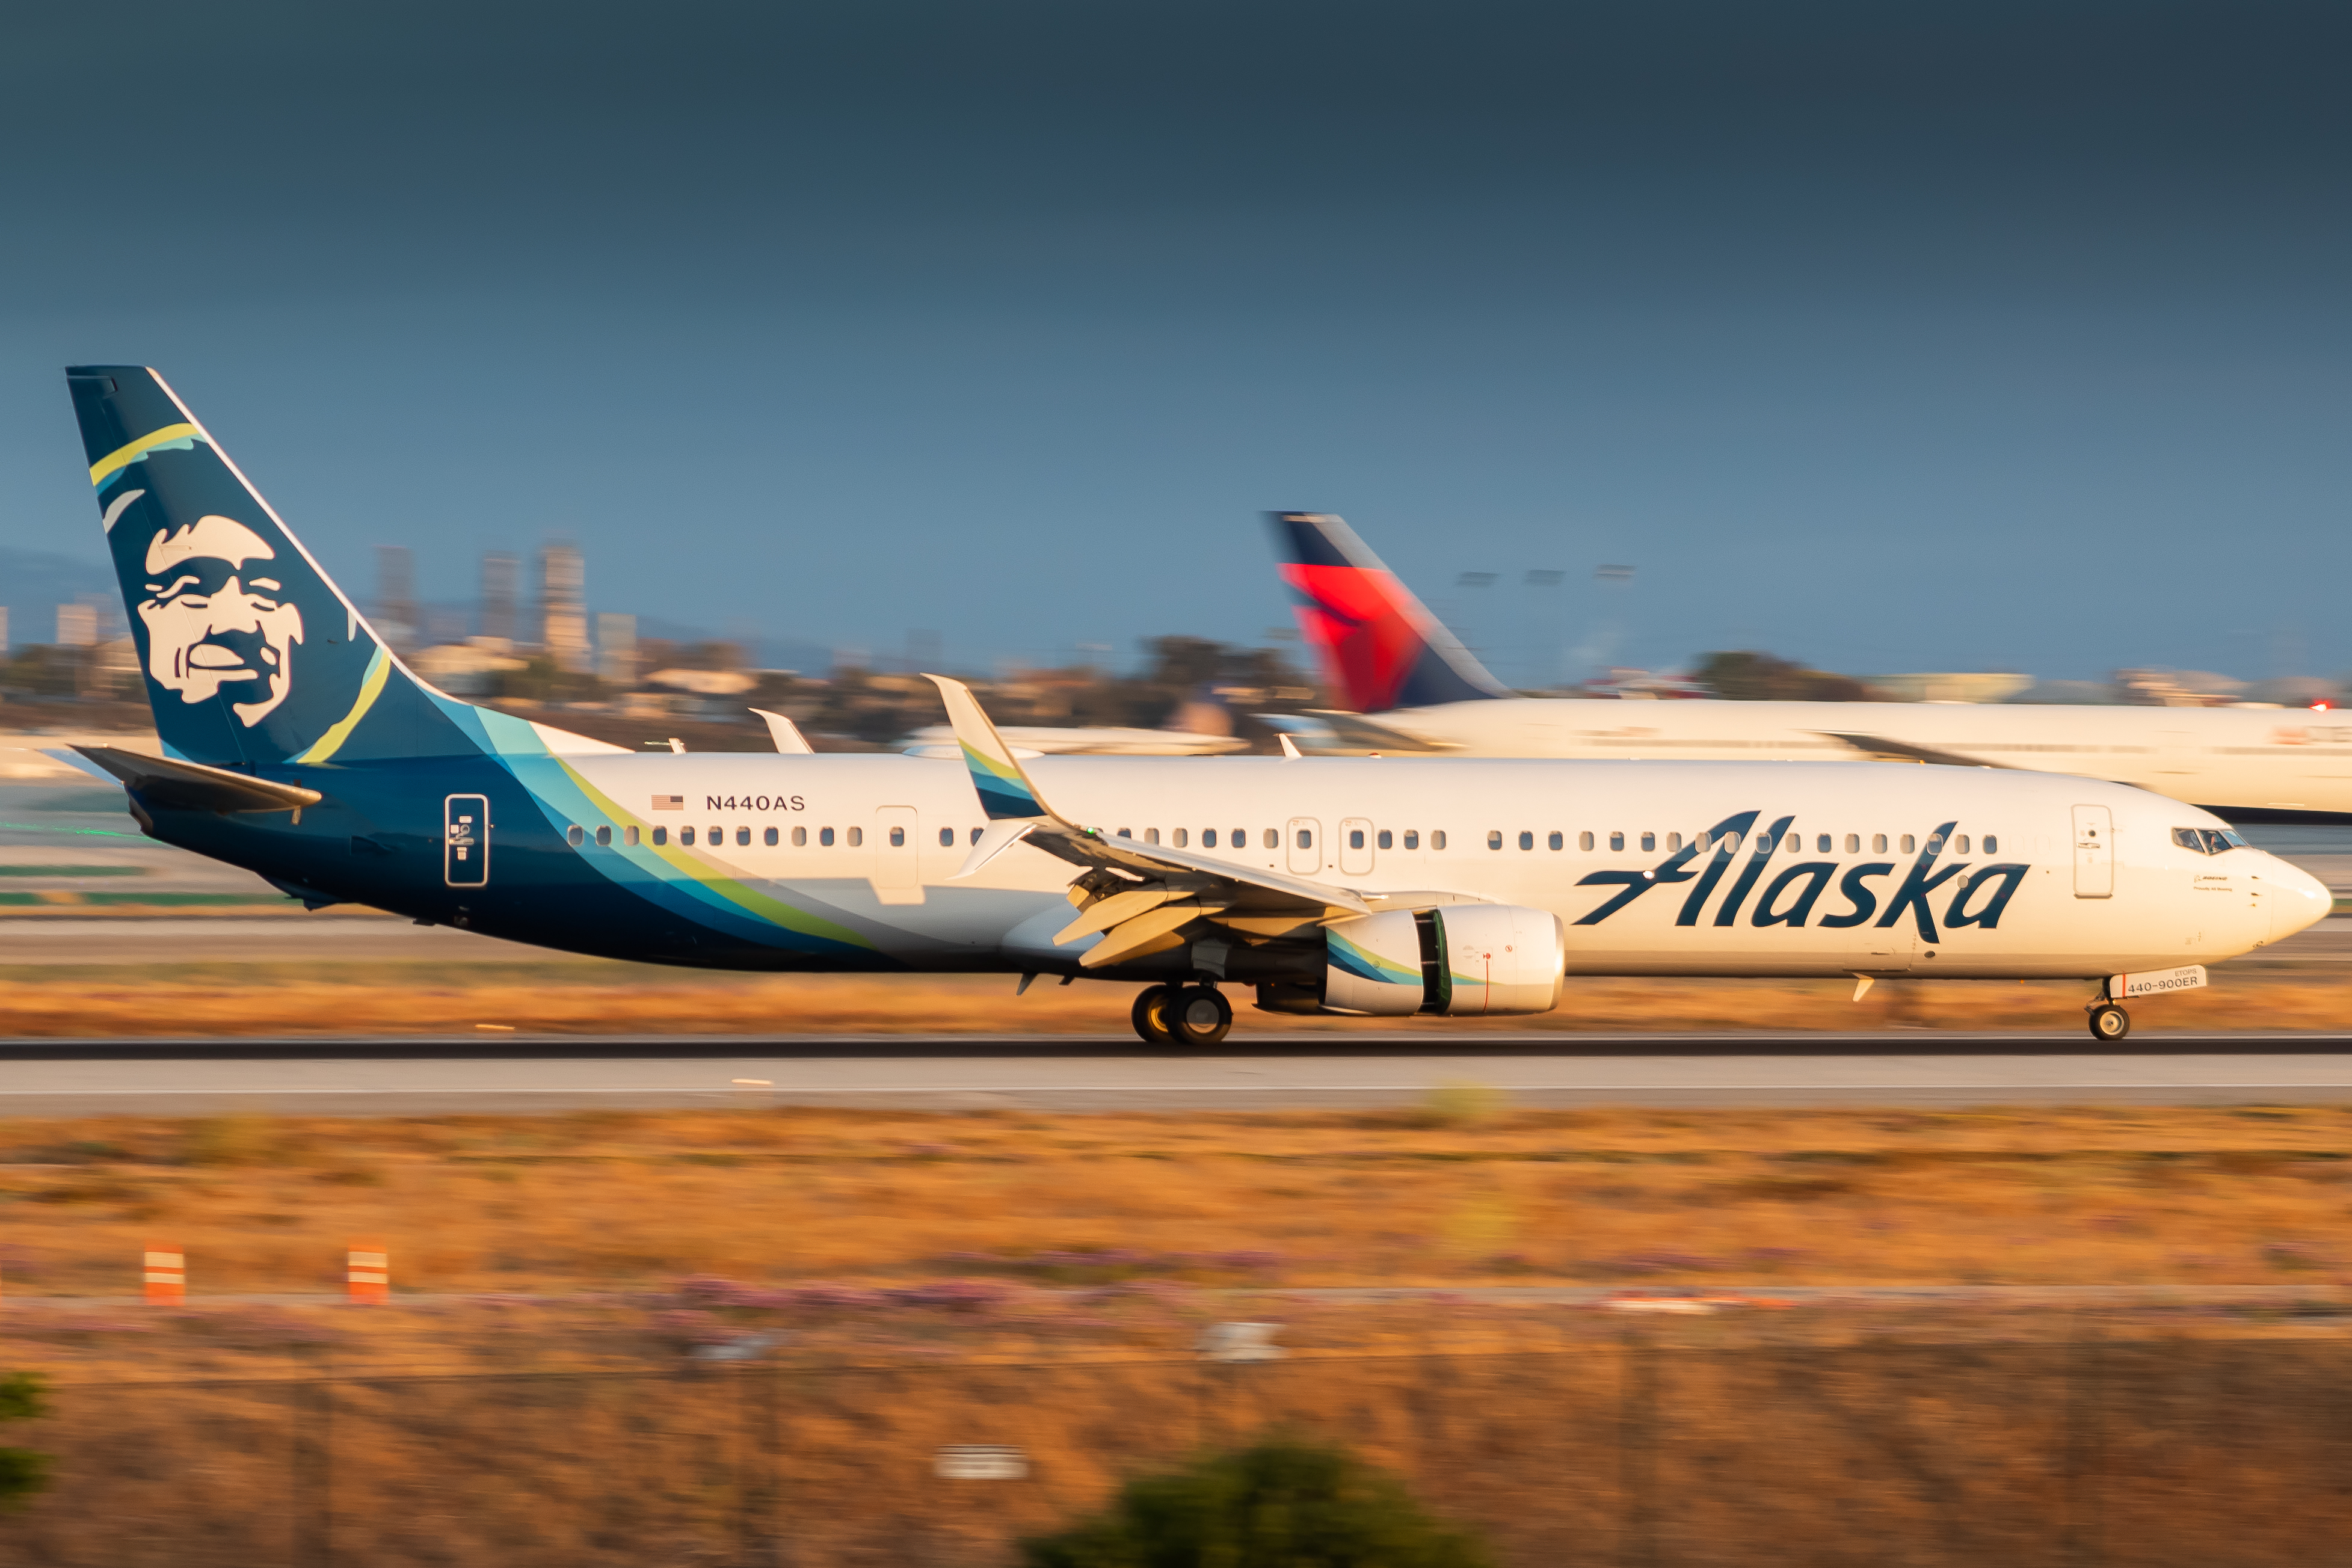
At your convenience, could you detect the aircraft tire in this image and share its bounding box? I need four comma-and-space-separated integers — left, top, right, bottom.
2087, 1003, 2131, 1042
1168, 985, 1234, 1047
1131, 985, 1176, 1047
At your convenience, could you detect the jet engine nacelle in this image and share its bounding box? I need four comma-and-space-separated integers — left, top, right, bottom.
1300, 904, 1565, 1017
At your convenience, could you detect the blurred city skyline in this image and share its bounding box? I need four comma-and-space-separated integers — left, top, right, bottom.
2, 1, 2347, 684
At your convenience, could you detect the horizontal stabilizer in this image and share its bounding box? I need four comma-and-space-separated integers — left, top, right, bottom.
72, 745, 322, 813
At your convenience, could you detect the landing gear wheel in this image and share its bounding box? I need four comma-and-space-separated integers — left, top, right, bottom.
1167, 986, 1234, 1047
1131, 985, 1175, 1047
2087, 1003, 2131, 1042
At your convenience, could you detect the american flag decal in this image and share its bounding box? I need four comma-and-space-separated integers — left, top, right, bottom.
651, 795, 685, 811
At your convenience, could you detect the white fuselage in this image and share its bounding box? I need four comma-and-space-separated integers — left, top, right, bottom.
1354, 698, 2352, 820
551, 752, 2329, 979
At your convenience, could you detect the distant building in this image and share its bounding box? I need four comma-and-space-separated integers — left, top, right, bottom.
410, 637, 528, 698
55, 603, 96, 647
1865, 672, 2034, 704
537, 543, 590, 672
374, 544, 418, 652
479, 552, 519, 643
596, 612, 638, 686
0, 605, 10, 656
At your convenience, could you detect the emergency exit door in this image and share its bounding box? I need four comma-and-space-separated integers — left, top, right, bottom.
2071, 805, 2113, 898
1287, 817, 1322, 875
872, 805, 924, 904
444, 795, 490, 887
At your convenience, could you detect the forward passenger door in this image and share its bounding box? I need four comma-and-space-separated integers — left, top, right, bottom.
2071, 805, 2113, 898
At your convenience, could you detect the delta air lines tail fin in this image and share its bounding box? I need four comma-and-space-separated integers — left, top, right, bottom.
1266, 512, 1512, 713
65, 366, 621, 770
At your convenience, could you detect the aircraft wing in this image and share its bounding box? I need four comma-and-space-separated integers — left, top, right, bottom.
924, 674, 1375, 968
1816, 731, 2010, 770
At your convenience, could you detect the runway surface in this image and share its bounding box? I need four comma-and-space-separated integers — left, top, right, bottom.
5, 1033, 2352, 1115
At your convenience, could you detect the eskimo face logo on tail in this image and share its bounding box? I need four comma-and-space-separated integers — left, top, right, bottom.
138, 515, 304, 726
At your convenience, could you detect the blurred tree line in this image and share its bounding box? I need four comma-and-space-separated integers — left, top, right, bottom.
1690, 650, 1884, 702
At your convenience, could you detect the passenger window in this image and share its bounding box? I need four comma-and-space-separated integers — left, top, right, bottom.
938, 828, 953, 847
1116, 828, 1131, 838
1871, 834, 1887, 854
1609, 832, 1625, 851
1666, 833, 1681, 852
1296, 829, 1313, 849
1263, 829, 1278, 849
1349, 829, 1365, 849
567, 825, 585, 846
1145, 828, 1160, 845
1984, 834, 1999, 853
653, 826, 668, 846
847, 827, 863, 847
1378, 829, 1393, 850
1955, 835, 1969, 854
970, 827, 983, 844
1722, 834, 1742, 855
682, 826, 697, 846
1174, 828, 1189, 848
1900, 835, 1916, 853
1640, 832, 1655, 852
1432, 831, 1447, 850
709, 825, 721, 843
1518, 831, 1533, 850
1844, 834, 1858, 853
1404, 830, 1420, 849
1488, 831, 1504, 851
624, 826, 640, 847
793, 826, 807, 846
763, 826, 778, 846
734, 826, 749, 846
1548, 831, 1563, 850
1816, 835, 1830, 853
819, 828, 834, 846
2172, 828, 2206, 852
886, 827, 902, 847
1787, 833, 1800, 853
1579, 831, 1594, 850
595, 825, 612, 846
1203, 829, 1218, 848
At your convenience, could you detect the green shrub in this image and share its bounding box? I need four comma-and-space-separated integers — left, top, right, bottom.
1021, 1436, 1492, 1568
0, 1373, 52, 1510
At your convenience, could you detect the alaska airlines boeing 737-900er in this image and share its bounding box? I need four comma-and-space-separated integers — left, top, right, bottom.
56, 367, 2329, 1046
1269, 512, 2352, 826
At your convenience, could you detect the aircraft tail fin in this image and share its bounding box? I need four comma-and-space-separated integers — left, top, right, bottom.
1265, 512, 1512, 713
64, 366, 494, 769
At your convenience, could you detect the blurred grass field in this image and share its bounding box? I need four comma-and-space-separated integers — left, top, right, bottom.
4, 1102, 2350, 1312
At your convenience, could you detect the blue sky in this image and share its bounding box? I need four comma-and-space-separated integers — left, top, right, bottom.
4, 1, 2347, 684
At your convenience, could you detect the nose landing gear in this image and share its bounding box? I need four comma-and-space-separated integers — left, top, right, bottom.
2087, 1003, 2131, 1042
1130, 984, 1234, 1047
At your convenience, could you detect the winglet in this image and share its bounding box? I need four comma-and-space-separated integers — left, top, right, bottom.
751, 708, 815, 754
923, 674, 1051, 820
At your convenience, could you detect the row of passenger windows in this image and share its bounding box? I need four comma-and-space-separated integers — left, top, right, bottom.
1489, 829, 1998, 855
565, 825, 994, 849
561, 819, 2003, 859
1112, 828, 1448, 852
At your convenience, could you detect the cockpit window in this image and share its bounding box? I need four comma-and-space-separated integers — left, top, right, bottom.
2174, 827, 2246, 855
2172, 828, 2205, 852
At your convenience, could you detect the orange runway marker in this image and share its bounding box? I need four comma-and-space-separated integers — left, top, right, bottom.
144, 1242, 185, 1305
347, 1240, 389, 1304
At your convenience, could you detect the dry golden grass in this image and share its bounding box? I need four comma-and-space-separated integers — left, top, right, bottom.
1, 961, 2346, 1035
8, 1104, 2352, 1565
4, 1104, 2350, 1309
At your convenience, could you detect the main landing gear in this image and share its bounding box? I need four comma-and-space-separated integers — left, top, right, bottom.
2087, 1003, 2131, 1042
1131, 984, 1234, 1047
